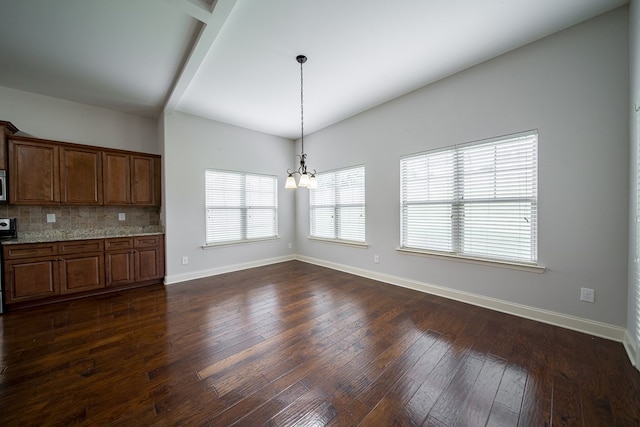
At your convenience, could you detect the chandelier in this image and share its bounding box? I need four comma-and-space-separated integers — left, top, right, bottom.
285, 54, 318, 189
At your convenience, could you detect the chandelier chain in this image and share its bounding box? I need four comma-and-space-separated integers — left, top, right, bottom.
300, 58, 304, 154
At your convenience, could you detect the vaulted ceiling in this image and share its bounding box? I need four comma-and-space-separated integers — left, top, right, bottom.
0, 0, 628, 139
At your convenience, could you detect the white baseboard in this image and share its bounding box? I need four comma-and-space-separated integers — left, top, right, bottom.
296, 255, 627, 343
624, 330, 638, 369
164, 255, 296, 285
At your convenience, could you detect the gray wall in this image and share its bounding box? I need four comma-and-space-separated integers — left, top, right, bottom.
0, 86, 158, 153
162, 112, 296, 283
296, 7, 630, 327
629, 0, 640, 359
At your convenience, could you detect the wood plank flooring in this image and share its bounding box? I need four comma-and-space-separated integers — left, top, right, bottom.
1, 260, 639, 426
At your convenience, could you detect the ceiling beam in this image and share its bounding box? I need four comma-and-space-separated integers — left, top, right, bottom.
164, 0, 238, 112
179, 0, 214, 23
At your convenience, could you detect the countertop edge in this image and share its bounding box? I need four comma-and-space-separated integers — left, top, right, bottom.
2, 231, 165, 245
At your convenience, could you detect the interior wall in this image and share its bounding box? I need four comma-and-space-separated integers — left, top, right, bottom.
0, 86, 158, 153
629, 0, 640, 361
162, 111, 296, 284
296, 7, 630, 327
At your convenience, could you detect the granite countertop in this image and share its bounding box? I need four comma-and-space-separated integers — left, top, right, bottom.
3, 226, 165, 245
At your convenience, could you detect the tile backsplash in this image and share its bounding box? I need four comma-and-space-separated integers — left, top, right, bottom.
0, 205, 160, 233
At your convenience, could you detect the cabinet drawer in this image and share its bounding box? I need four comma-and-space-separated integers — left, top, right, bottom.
134, 235, 162, 248
3, 243, 58, 260
59, 239, 104, 254
105, 238, 133, 251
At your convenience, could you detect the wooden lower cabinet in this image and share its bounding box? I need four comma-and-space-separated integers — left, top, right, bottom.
60, 253, 105, 294
105, 235, 164, 286
134, 235, 164, 282
5, 257, 60, 304
3, 235, 164, 308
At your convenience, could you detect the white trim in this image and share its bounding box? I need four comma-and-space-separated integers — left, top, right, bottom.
397, 247, 545, 273
308, 236, 368, 248
202, 236, 280, 249
164, 255, 295, 285
624, 330, 638, 369
295, 255, 626, 342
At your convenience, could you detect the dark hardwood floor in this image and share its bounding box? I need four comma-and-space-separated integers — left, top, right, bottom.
1, 260, 639, 426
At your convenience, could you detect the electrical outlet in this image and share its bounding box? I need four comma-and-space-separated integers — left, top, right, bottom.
118, 213, 126, 221
288, 242, 292, 249
580, 287, 595, 303
374, 254, 380, 264
46, 213, 56, 223
181, 256, 188, 265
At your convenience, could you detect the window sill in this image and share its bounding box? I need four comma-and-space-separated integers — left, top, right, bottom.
308, 236, 369, 248
396, 247, 545, 273
202, 236, 280, 249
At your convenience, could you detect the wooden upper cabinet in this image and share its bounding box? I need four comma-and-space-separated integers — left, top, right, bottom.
104, 152, 160, 206
9, 139, 60, 204
102, 152, 130, 205
6, 134, 160, 207
0, 121, 19, 170
60, 146, 103, 205
131, 155, 156, 206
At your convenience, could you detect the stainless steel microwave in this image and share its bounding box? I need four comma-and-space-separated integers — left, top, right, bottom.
0, 170, 6, 201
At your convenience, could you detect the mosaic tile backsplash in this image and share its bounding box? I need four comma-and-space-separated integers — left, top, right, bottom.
0, 205, 161, 233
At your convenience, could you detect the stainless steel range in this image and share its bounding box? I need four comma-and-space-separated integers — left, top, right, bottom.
0, 218, 17, 314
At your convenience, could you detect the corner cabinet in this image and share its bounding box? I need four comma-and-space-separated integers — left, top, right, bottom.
2, 235, 164, 309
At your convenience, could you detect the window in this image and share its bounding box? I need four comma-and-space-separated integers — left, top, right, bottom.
310, 165, 365, 244
205, 169, 278, 245
400, 131, 538, 264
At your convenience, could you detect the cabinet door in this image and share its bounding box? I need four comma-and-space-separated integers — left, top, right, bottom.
60, 146, 103, 205
59, 253, 105, 294
0, 121, 18, 170
131, 155, 156, 206
105, 250, 135, 287
9, 139, 60, 204
4, 258, 59, 303
103, 152, 130, 205
134, 235, 164, 281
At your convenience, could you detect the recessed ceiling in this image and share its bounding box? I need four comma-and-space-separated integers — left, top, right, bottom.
0, 0, 628, 139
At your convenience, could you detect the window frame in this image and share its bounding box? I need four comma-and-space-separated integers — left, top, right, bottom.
399, 130, 539, 268
309, 164, 367, 246
204, 169, 278, 247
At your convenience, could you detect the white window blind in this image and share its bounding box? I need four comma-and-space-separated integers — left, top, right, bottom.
205, 169, 278, 245
310, 165, 365, 243
401, 131, 538, 264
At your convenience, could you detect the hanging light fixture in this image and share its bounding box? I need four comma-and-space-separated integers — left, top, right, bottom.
285, 54, 318, 189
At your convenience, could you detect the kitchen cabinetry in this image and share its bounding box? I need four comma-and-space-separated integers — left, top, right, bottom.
4, 243, 59, 304
105, 237, 135, 286
105, 235, 164, 287
60, 146, 103, 205
8, 139, 60, 204
58, 239, 105, 294
103, 152, 159, 206
134, 235, 164, 281
103, 152, 130, 205
0, 121, 19, 170
7, 135, 160, 207
3, 234, 164, 309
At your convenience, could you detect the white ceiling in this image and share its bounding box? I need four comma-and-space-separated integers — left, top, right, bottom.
0, 0, 628, 139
